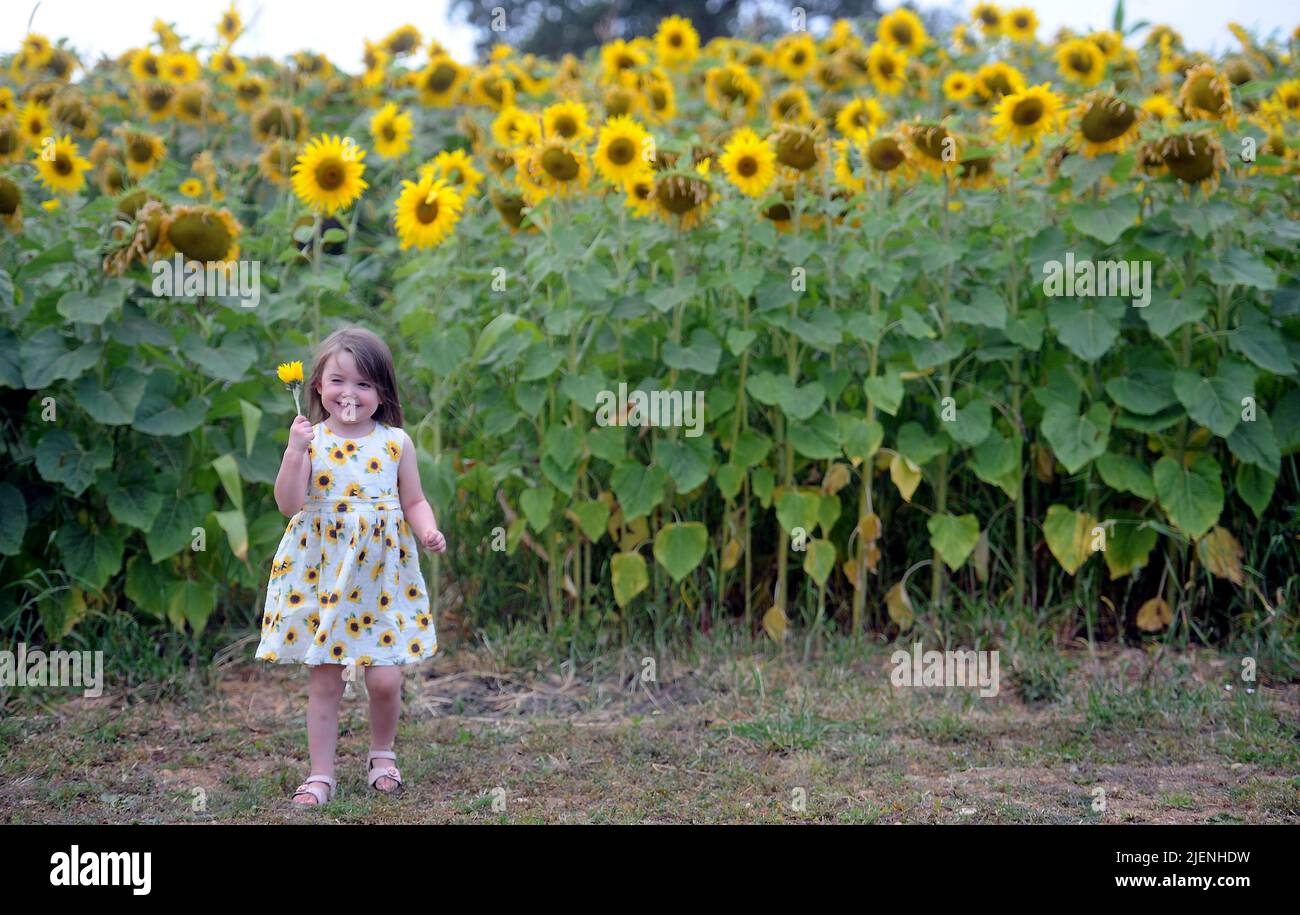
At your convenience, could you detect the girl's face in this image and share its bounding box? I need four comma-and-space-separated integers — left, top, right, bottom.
316, 350, 380, 424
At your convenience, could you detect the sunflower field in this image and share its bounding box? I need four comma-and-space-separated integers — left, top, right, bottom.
1, 6, 1298, 667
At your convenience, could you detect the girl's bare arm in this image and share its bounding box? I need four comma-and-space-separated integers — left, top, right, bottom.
274, 415, 314, 516
396, 431, 438, 539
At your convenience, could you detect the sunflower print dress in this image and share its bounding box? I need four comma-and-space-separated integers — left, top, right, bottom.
256, 420, 438, 673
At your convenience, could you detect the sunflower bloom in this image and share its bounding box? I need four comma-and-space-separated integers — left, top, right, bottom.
292, 134, 368, 215
369, 103, 413, 159
394, 175, 463, 250
594, 115, 651, 185
33, 134, 92, 195
993, 84, 1064, 149
720, 127, 776, 197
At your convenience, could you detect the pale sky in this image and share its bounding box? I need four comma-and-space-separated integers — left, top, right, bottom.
6, 0, 1296, 71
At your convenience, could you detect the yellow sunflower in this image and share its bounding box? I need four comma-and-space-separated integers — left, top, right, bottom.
369, 103, 413, 159
416, 56, 465, 107
516, 138, 591, 202
158, 205, 241, 265
594, 114, 651, 185
770, 86, 814, 125
33, 134, 92, 195
162, 51, 201, 84
291, 134, 368, 215
973, 62, 1026, 105
393, 174, 464, 250
867, 43, 907, 96
865, 133, 910, 180
542, 100, 593, 143
877, 9, 928, 55
655, 15, 700, 69
943, 72, 975, 103
17, 102, 51, 148
118, 128, 165, 177
600, 39, 648, 86
639, 71, 677, 124
233, 75, 267, 111
216, 3, 243, 44
705, 64, 761, 119
0, 118, 22, 164
906, 122, 960, 175
971, 3, 1004, 36
992, 83, 1064, 148
251, 99, 305, 142
832, 139, 866, 195
622, 170, 655, 218
1158, 131, 1229, 194
209, 49, 246, 84
719, 127, 776, 197
1003, 7, 1038, 43
1055, 39, 1106, 87
774, 34, 818, 81
835, 97, 887, 143
418, 149, 484, 198
258, 138, 299, 187
491, 106, 541, 148
129, 49, 162, 82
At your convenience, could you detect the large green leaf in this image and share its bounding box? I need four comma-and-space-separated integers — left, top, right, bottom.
661, 328, 722, 375
1096, 453, 1154, 500
776, 489, 822, 535
0, 484, 27, 555
1042, 505, 1095, 575
942, 398, 992, 449
803, 539, 838, 587
611, 551, 648, 608
927, 513, 980, 571
35, 430, 112, 497
611, 460, 666, 521
1105, 367, 1177, 415
1235, 463, 1276, 519
57, 285, 125, 325
1172, 361, 1254, 438
1154, 454, 1224, 539
1041, 402, 1110, 474
569, 500, 610, 541
654, 437, 711, 493
653, 522, 709, 583
1069, 193, 1138, 243
1049, 299, 1123, 361
863, 372, 904, 416
20, 328, 102, 388
1227, 411, 1281, 476
1105, 517, 1159, 580
56, 522, 125, 591
519, 486, 555, 533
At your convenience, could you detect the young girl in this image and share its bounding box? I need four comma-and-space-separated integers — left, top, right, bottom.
256, 325, 447, 806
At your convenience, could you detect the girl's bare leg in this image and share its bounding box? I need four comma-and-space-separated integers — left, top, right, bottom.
364, 665, 402, 790
293, 663, 346, 804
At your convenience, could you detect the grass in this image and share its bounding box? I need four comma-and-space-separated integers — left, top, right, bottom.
1, 623, 1297, 824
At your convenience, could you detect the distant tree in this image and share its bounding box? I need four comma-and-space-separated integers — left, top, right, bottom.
449, 0, 882, 61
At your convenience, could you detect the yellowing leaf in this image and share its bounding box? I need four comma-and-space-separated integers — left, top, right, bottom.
821, 462, 851, 495
1042, 504, 1096, 575
885, 581, 913, 630
1135, 596, 1172, 632
1033, 444, 1055, 483
610, 551, 648, 608
889, 454, 922, 502
762, 604, 788, 642
1197, 526, 1244, 585
721, 536, 741, 571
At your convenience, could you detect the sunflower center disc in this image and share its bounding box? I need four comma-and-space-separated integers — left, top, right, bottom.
316, 160, 344, 191
608, 138, 635, 165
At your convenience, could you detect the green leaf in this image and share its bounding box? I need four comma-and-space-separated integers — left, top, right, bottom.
542, 425, 583, 471
942, 398, 992, 448
839, 416, 883, 463
731, 428, 771, 468
1105, 518, 1158, 580
897, 422, 946, 466
125, 554, 171, 619
73, 369, 148, 425
611, 551, 648, 608
519, 344, 564, 381
863, 372, 903, 416
1154, 454, 1224, 539
585, 425, 624, 464
1209, 249, 1276, 290
1070, 194, 1138, 243
239, 399, 262, 457
949, 288, 1007, 330
1105, 367, 1177, 415
927, 513, 980, 571
1235, 463, 1276, 519
1003, 310, 1045, 351
715, 462, 744, 500
212, 508, 249, 562
519, 486, 555, 533
611, 460, 666, 521
56, 522, 125, 591
725, 326, 757, 356
1227, 412, 1281, 476
776, 489, 821, 535
788, 417, 839, 459
20, 328, 102, 388
0, 484, 27, 555
803, 539, 837, 587
653, 522, 709, 583
1049, 299, 1122, 361
212, 453, 244, 513
106, 480, 165, 531
969, 431, 1020, 498
662, 328, 722, 375
1041, 402, 1110, 474
1172, 361, 1254, 439
654, 437, 711, 493
1140, 292, 1206, 338
167, 580, 216, 635
146, 496, 203, 563
570, 500, 609, 542
1229, 318, 1294, 375
57, 286, 124, 325
35, 430, 112, 496
1096, 453, 1155, 500
182, 332, 258, 383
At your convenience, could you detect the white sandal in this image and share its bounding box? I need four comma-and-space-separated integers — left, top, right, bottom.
291, 773, 336, 806
366, 749, 404, 795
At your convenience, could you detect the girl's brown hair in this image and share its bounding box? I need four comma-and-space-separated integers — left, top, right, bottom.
305, 326, 404, 428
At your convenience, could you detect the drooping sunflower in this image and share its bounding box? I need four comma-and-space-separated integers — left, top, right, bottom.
877, 8, 928, 56
865, 132, 910, 180
174, 83, 214, 125
594, 115, 651, 185
943, 71, 975, 103
992, 83, 1064, 149
867, 42, 907, 96
1074, 94, 1143, 157
381, 24, 422, 58
1178, 64, 1235, 124
772, 124, 824, 175
719, 127, 776, 197
416, 56, 465, 108
489, 186, 531, 232
158, 205, 241, 264
0, 117, 22, 164
705, 64, 761, 119
33, 134, 92, 195
906, 122, 960, 175
291, 134, 368, 216
957, 151, 998, 189
233, 75, 267, 111
542, 100, 593, 144
418, 148, 484, 199
1157, 131, 1229, 193
0, 174, 22, 231
257, 138, 299, 187
1003, 8, 1038, 43
516, 138, 591, 202
369, 103, 413, 159
251, 99, 305, 143
655, 15, 700, 69
650, 158, 714, 230
603, 84, 640, 119
1056, 38, 1106, 87
117, 128, 165, 177
835, 97, 887, 144
394, 174, 464, 250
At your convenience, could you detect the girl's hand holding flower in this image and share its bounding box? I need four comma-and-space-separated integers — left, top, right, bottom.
288, 415, 314, 453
